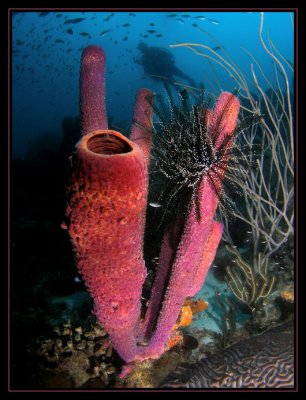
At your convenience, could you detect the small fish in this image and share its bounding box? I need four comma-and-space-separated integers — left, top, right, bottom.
100, 29, 110, 37
168, 13, 177, 17
122, 36, 128, 41
156, 34, 163, 37
65, 28, 73, 35
80, 32, 91, 38
104, 12, 114, 22
208, 18, 220, 25
64, 18, 85, 24
195, 16, 206, 20
38, 12, 50, 17
74, 276, 82, 283
192, 23, 198, 27
149, 23, 155, 26
147, 30, 156, 33
55, 38, 64, 43
143, 34, 148, 38
72, 17, 85, 23
149, 202, 162, 208
136, 339, 149, 346
176, 18, 185, 24
212, 45, 223, 51
182, 14, 190, 18
129, 12, 136, 16
122, 23, 130, 27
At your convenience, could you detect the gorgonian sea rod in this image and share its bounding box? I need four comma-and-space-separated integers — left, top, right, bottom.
62, 45, 240, 366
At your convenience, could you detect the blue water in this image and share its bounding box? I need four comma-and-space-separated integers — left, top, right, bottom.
11, 11, 294, 159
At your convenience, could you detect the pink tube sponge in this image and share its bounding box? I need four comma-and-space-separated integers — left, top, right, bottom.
64, 44, 241, 367
80, 46, 108, 135
138, 92, 240, 360
130, 88, 154, 165
65, 130, 148, 362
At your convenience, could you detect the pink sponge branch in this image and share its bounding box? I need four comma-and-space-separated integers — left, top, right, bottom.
137, 92, 240, 360
80, 46, 108, 135
189, 220, 223, 297
139, 177, 221, 359
130, 88, 154, 165
208, 92, 240, 150
140, 217, 182, 342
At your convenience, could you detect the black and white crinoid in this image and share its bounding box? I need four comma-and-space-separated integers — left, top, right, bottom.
148, 82, 261, 230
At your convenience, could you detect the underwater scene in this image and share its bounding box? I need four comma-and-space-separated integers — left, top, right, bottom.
10, 10, 295, 390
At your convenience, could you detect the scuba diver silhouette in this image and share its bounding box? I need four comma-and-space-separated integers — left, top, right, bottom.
134, 42, 197, 87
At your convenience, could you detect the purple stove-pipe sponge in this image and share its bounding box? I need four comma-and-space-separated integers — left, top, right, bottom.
80, 45, 108, 135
